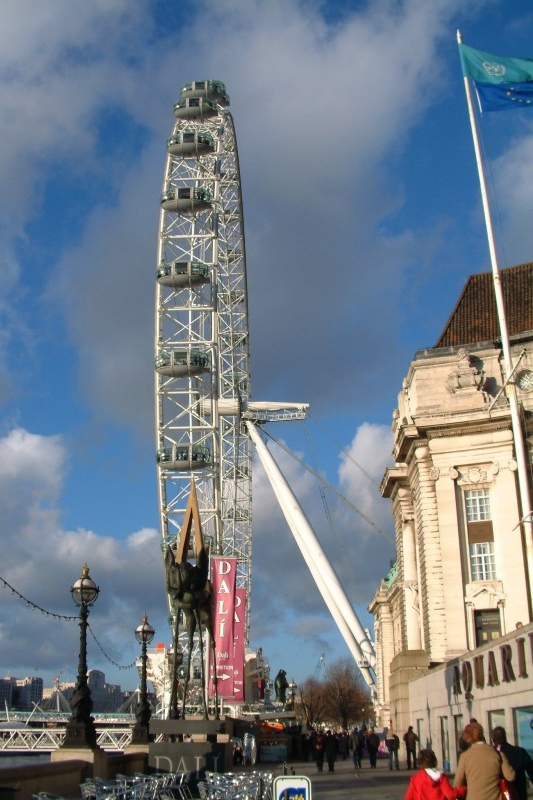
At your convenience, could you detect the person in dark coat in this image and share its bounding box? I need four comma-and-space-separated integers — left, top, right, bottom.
309, 728, 325, 772
491, 726, 533, 800
350, 728, 364, 768
404, 725, 420, 769
337, 730, 349, 759
324, 730, 338, 772
386, 731, 400, 770
367, 729, 380, 768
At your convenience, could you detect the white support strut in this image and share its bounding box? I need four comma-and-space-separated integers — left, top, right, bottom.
246, 419, 376, 691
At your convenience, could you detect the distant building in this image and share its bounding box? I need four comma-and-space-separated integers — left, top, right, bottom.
87, 669, 123, 712
6, 670, 136, 715
0, 679, 13, 709
2, 676, 43, 710
370, 262, 533, 766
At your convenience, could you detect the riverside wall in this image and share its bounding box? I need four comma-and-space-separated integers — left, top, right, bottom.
0, 751, 148, 800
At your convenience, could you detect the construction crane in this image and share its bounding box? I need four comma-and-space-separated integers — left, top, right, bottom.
315, 653, 326, 679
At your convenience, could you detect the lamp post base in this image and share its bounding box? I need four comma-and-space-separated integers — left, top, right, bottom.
51, 742, 107, 774
61, 719, 99, 750
130, 724, 150, 746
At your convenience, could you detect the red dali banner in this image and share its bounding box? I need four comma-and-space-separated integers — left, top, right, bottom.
209, 557, 237, 698
232, 588, 246, 702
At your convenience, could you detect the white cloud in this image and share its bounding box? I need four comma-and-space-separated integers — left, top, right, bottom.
0, 427, 167, 685
338, 422, 394, 536
492, 127, 533, 265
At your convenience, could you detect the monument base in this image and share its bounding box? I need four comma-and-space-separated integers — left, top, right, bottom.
149, 718, 234, 781
51, 744, 108, 775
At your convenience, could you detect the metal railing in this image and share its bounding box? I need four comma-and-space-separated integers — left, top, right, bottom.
0, 726, 132, 752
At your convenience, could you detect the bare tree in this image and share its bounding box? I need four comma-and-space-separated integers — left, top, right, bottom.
298, 676, 327, 729
322, 658, 371, 730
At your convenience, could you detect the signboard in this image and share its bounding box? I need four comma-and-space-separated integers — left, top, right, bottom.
209, 557, 237, 697
208, 557, 247, 702
273, 776, 312, 800
233, 588, 246, 702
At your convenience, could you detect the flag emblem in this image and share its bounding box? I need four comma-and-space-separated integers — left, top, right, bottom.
459, 43, 533, 112
481, 60, 506, 79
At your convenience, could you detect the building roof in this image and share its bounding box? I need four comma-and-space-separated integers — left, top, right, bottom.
435, 262, 533, 348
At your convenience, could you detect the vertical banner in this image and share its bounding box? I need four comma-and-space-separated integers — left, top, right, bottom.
232, 588, 246, 702
209, 557, 237, 697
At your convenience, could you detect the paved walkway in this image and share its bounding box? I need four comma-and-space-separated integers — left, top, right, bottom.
266, 757, 413, 800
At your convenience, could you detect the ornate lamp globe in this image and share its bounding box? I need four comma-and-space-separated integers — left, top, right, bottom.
71, 563, 99, 606
135, 613, 155, 645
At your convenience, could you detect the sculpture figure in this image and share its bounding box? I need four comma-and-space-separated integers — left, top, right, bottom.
164, 479, 218, 719
165, 545, 217, 719
274, 668, 289, 704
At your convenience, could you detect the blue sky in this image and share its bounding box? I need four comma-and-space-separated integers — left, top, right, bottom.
1, 0, 533, 696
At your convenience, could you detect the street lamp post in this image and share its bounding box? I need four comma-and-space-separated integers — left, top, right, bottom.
131, 613, 155, 745
62, 564, 100, 750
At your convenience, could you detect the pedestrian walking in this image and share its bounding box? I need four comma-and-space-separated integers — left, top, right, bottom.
350, 727, 364, 768
404, 725, 420, 769
337, 730, 349, 759
367, 729, 380, 768
324, 730, 338, 772
386, 731, 400, 770
309, 728, 325, 772
491, 726, 533, 800
405, 749, 466, 800
454, 722, 515, 800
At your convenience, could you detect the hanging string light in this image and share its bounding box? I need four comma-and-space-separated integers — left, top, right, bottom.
88, 624, 136, 671
1, 573, 136, 671
0, 574, 78, 620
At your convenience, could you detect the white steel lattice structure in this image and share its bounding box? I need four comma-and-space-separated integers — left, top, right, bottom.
155, 80, 252, 639
152, 81, 308, 714
153, 80, 375, 708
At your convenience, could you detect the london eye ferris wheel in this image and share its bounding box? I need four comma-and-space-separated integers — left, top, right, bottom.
155, 79, 253, 649
152, 81, 376, 709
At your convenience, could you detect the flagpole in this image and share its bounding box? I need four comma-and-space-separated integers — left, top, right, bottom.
457, 30, 533, 615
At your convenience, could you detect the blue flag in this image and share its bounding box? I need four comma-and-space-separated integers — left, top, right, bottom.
459, 43, 533, 112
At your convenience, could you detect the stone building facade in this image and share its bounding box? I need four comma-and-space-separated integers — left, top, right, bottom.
2, 676, 44, 710
370, 262, 533, 765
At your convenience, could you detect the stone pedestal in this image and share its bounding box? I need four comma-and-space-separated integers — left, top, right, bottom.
149, 718, 233, 781
51, 745, 108, 777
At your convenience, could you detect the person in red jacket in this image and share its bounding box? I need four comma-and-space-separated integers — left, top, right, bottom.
405, 749, 466, 800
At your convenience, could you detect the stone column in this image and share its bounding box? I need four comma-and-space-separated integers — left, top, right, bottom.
402, 517, 422, 650
415, 445, 447, 662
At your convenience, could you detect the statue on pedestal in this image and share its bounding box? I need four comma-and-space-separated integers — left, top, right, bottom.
274, 669, 289, 704
165, 480, 218, 719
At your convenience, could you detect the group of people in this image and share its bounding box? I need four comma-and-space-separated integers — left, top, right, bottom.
351, 725, 418, 771
307, 726, 386, 772
307, 725, 421, 773
307, 719, 533, 800
380, 725, 419, 771
307, 728, 342, 772
404, 722, 533, 800
349, 727, 383, 768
